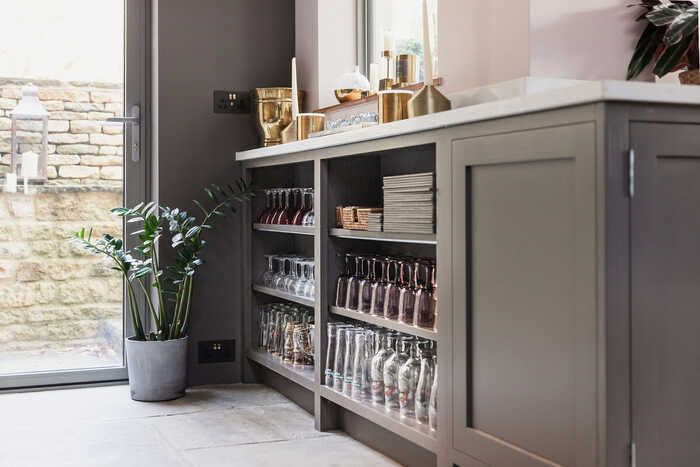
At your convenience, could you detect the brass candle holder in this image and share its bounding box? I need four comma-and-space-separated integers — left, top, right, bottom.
378, 90, 413, 124
379, 50, 395, 91
394, 53, 418, 87
297, 113, 325, 140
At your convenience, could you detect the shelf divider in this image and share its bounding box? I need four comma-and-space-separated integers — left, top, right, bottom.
253, 285, 315, 307
253, 223, 315, 236
329, 228, 436, 245
319, 386, 438, 453
247, 348, 315, 391
330, 306, 438, 341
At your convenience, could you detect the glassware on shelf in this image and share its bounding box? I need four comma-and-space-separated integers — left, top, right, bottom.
384, 334, 411, 410
345, 255, 363, 311
325, 322, 338, 387
335, 253, 353, 308
383, 259, 402, 320
358, 257, 375, 313
415, 341, 436, 424
262, 255, 276, 288
301, 188, 315, 226
272, 256, 286, 290
429, 361, 438, 431
294, 259, 308, 297
267, 189, 281, 224
258, 306, 270, 349
291, 188, 308, 225
398, 261, 417, 325
369, 258, 388, 316
414, 261, 436, 329
257, 189, 273, 223
342, 327, 356, 396
351, 329, 368, 400
398, 338, 422, 418
333, 326, 349, 391
303, 261, 315, 298
283, 321, 295, 363
371, 331, 395, 405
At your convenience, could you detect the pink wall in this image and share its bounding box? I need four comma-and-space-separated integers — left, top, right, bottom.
295, 1, 319, 112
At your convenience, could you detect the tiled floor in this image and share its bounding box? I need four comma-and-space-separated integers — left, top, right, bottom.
0, 384, 400, 467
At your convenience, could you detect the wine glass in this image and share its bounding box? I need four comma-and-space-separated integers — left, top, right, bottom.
383, 259, 402, 320
291, 188, 308, 225
369, 258, 388, 317
301, 188, 315, 226
262, 254, 275, 287
266, 189, 281, 224
414, 261, 436, 329
272, 255, 288, 290
398, 261, 416, 325
257, 189, 273, 224
303, 261, 315, 298
335, 253, 354, 308
346, 255, 363, 311
358, 257, 375, 313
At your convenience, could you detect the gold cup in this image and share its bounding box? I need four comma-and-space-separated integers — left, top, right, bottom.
378, 90, 413, 124
296, 113, 325, 140
334, 89, 364, 103
395, 53, 418, 87
251, 87, 304, 147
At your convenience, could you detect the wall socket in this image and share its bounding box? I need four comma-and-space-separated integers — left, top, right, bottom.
213, 90, 249, 114
198, 339, 235, 363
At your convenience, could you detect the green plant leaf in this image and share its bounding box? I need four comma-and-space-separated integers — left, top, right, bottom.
647, 3, 683, 27
663, 6, 698, 46
185, 226, 201, 238
628, 22, 666, 80
653, 33, 694, 77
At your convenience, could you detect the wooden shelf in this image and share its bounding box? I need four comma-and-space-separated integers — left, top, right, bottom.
329, 228, 436, 245
253, 285, 315, 307
253, 223, 315, 236
320, 386, 438, 452
330, 306, 438, 341
247, 348, 315, 391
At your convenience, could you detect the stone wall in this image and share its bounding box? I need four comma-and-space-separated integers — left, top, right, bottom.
0, 78, 124, 184
0, 186, 123, 352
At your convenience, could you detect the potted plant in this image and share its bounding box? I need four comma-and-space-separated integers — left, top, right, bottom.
71, 180, 253, 401
627, 1, 699, 83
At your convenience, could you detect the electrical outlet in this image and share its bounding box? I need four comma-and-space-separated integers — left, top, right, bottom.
213, 90, 249, 114
198, 339, 235, 363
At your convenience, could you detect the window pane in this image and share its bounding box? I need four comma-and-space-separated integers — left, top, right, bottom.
0, 0, 125, 375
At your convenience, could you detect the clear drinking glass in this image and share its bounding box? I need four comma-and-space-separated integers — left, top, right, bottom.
345, 255, 363, 311
325, 322, 338, 387
343, 327, 356, 396
272, 256, 287, 290
398, 261, 416, 325
258, 306, 269, 349
333, 326, 348, 391
369, 258, 388, 317
414, 261, 436, 329
294, 259, 308, 297
371, 332, 395, 405
262, 254, 275, 287
303, 261, 315, 299
383, 259, 401, 320
335, 253, 353, 308
384, 335, 411, 410
283, 320, 295, 363
429, 361, 438, 431
398, 339, 422, 418
301, 189, 315, 226
415, 342, 435, 424
351, 329, 367, 400
358, 257, 375, 313
285, 257, 300, 293
363, 328, 378, 399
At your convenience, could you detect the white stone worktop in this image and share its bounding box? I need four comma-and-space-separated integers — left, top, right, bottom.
235, 80, 700, 162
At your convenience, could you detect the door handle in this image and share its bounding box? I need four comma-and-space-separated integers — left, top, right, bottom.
103, 104, 140, 162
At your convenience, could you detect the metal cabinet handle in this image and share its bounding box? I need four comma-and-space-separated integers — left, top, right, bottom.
102, 104, 140, 162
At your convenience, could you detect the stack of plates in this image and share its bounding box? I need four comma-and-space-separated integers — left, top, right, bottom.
382, 172, 434, 234
367, 212, 383, 232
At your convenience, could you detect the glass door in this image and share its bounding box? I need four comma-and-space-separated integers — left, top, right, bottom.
0, 0, 149, 389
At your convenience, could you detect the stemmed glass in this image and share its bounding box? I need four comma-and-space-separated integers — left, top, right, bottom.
398, 261, 417, 325
414, 261, 436, 329
257, 189, 273, 224
291, 188, 309, 225
303, 261, 315, 298
370, 258, 388, 316
383, 259, 401, 320
273, 189, 292, 224
266, 189, 281, 224
335, 253, 354, 308
358, 257, 375, 313
294, 259, 308, 297
284, 257, 300, 293
272, 256, 288, 290
262, 254, 275, 287
345, 255, 363, 311
301, 189, 315, 226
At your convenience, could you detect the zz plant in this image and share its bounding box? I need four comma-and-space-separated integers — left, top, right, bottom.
71, 180, 254, 341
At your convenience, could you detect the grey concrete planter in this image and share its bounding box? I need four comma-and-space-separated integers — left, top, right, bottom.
125, 336, 188, 402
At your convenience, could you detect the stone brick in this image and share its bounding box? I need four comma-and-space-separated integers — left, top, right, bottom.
58, 165, 99, 179
87, 111, 114, 121
37, 88, 90, 102
89, 133, 122, 145
0, 260, 13, 279
19, 143, 56, 154
0, 98, 17, 109
102, 124, 123, 135
104, 102, 123, 114
1, 87, 22, 99
0, 224, 13, 241
100, 166, 123, 180
98, 145, 120, 155
0, 242, 30, 258
8, 196, 35, 217
47, 166, 57, 179
80, 155, 123, 166
41, 101, 64, 111
48, 120, 69, 133
15, 120, 47, 133
48, 133, 89, 144
47, 154, 81, 165
63, 102, 103, 112
90, 90, 122, 103
0, 117, 10, 130
1, 129, 43, 143
16, 262, 44, 282
70, 120, 101, 134
56, 144, 98, 155
49, 111, 87, 121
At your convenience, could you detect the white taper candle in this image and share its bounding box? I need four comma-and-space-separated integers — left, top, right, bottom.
422, 0, 434, 85
291, 57, 299, 118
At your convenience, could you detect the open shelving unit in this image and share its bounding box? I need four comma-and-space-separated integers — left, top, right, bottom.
239, 142, 439, 467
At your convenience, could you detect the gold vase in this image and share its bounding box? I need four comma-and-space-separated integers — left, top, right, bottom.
252, 88, 304, 147
378, 90, 413, 123
407, 84, 451, 118
297, 113, 325, 140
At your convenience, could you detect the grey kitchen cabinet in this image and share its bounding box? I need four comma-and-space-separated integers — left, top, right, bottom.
445, 105, 700, 467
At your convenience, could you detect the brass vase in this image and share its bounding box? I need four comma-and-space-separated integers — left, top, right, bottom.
252, 88, 304, 147
407, 84, 451, 118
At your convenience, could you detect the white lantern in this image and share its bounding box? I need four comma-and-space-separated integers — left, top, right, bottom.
9, 84, 48, 182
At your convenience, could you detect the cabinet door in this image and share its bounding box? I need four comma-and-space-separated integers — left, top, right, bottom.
451, 124, 598, 466
630, 123, 700, 467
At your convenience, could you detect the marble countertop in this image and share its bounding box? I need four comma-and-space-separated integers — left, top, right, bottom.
235, 80, 700, 162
